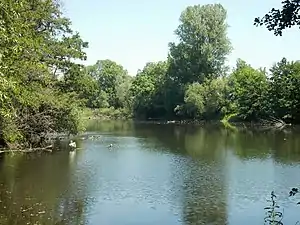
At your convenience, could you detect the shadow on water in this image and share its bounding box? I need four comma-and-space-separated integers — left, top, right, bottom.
87, 120, 300, 163
0, 140, 94, 225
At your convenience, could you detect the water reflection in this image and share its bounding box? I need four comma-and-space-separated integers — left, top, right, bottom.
0, 120, 299, 225
129, 124, 228, 225
86, 121, 300, 224
0, 145, 92, 225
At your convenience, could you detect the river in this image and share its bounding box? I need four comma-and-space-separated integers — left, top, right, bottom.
0, 120, 299, 225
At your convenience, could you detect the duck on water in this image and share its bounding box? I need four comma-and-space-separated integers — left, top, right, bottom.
69, 140, 77, 150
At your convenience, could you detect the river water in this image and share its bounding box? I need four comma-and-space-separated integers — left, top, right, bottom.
0, 121, 299, 225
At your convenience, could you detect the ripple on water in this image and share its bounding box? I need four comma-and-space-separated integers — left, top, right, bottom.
2, 123, 300, 225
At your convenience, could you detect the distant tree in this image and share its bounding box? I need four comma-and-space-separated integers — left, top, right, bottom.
254, 0, 300, 36
86, 60, 129, 108
130, 61, 168, 119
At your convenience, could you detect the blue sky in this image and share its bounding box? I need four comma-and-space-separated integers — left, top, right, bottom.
64, 0, 300, 75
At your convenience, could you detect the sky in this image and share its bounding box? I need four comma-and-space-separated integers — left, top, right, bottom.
63, 0, 300, 75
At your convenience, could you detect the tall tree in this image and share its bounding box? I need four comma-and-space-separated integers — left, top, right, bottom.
254, 0, 300, 36
164, 3, 231, 118
168, 4, 232, 85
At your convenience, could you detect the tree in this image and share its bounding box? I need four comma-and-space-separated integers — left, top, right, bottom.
168, 4, 232, 85
269, 58, 300, 122
175, 78, 228, 119
115, 75, 133, 109
254, 0, 300, 36
164, 4, 232, 118
130, 61, 168, 119
59, 65, 105, 108
0, 0, 88, 148
86, 59, 129, 108
228, 60, 270, 121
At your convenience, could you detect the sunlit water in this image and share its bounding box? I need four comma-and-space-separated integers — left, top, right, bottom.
0, 121, 300, 225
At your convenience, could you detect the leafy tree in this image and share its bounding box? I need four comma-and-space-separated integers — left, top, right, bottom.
115, 75, 133, 109
269, 58, 300, 122
0, 0, 88, 148
86, 59, 129, 108
130, 61, 168, 119
163, 3, 232, 118
228, 60, 270, 121
176, 78, 228, 119
254, 0, 300, 36
59, 65, 106, 108
168, 3, 232, 85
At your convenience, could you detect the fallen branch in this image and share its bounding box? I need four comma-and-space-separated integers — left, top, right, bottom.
0, 145, 53, 154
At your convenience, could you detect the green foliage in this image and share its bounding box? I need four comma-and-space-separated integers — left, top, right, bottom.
115, 73, 133, 109
61, 58, 134, 119
128, 4, 232, 120
130, 61, 168, 119
0, 0, 87, 148
3, 0, 300, 148
168, 4, 232, 85
59, 64, 105, 108
254, 0, 300, 36
264, 192, 283, 225
85, 59, 131, 108
84, 107, 132, 120
91, 3, 300, 125
228, 60, 270, 121
176, 78, 228, 119
269, 58, 300, 123
97, 107, 132, 119
161, 3, 232, 118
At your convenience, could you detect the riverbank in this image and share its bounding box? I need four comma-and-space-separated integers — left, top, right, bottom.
82, 108, 293, 129
1, 109, 291, 152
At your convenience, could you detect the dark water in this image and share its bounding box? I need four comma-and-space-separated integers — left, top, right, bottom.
0, 121, 300, 225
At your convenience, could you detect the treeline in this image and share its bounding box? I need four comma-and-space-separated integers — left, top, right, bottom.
82, 57, 300, 124
1, 1, 299, 148
79, 4, 300, 124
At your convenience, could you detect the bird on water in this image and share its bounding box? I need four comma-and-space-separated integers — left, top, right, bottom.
69, 140, 77, 149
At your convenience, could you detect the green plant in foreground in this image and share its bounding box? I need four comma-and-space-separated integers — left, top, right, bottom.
264, 191, 283, 225
264, 189, 300, 225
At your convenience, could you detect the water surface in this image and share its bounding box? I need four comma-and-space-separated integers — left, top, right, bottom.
0, 121, 300, 225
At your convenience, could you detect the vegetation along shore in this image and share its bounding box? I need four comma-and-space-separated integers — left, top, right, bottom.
1, 0, 300, 151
